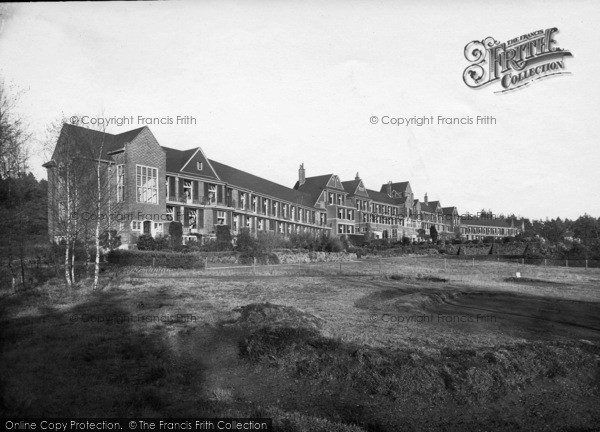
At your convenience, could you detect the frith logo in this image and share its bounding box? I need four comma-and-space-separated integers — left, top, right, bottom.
463, 28, 572, 93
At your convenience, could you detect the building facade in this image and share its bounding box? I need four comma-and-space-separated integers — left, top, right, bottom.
44, 124, 522, 247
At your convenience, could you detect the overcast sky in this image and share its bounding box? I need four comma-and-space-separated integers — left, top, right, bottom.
1, 1, 598, 220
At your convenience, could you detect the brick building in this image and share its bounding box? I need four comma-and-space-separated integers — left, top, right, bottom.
44, 124, 522, 247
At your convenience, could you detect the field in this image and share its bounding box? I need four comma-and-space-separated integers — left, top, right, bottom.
1, 256, 600, 431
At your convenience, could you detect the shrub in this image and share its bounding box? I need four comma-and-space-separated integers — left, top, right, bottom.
347, 234, 366, 247
153, 235, 169, 251
256, 231, 288, 251
236, 228, 256, 252
215, 225, 233, 251
169, 222, 183, 248
136, 234, 155, 251
107, 250, 205, 269
322, 236, 344, 252
430, 226, 438, 243
289, 232, 317, 250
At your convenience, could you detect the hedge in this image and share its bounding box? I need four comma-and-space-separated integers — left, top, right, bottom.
107, 250, 205, 269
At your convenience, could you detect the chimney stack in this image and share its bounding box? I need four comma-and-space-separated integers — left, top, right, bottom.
424, 193, 428, 205
387, 181, 392, 196
299, 163, 305, 186
355, 172, 360, 181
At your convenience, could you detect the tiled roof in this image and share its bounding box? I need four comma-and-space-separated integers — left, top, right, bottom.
162, 146, 197, 173
341, 179, 362, 195
442, 206, 458, 215
293, 174, 333, 206
381, 181, 410, 194
365, 188, 396, 205
56, 124, 146, 160
211, 159, 314, 206
420, 202, 436, 213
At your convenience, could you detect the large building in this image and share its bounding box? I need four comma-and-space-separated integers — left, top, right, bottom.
44, 124, 522, 247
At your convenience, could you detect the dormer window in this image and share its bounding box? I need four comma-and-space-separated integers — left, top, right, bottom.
197, 162, 203, 171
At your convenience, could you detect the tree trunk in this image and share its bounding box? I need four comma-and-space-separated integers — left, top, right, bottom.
71, 240, 76, 284
64, 239, 71, 287
94, 218, 100, 289
64, 164, 72, 287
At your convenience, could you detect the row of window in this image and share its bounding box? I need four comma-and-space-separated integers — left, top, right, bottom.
461, 226, 513, 235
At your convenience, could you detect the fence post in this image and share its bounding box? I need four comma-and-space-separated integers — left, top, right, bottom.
472, 258, 475, 268
253, 257, 256, 275
339, 261, 342, 275
205, 257, 208, 269
445, 258, 447, 270
379, 258, 382, 274
544, 259, 547, 267
521, 258, 524, 266
566, 259, 568, 268
586, 259, 588, 269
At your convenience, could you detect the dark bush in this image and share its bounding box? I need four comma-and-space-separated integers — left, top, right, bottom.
153, 235, 169, 251
236, 228, 256, 252
107, 250, 205, 269
216, 225, 233, 251
136, 234, 155, 251
169, 221, 183, 248
322, 236, 344, 252
347, 234, 366, 247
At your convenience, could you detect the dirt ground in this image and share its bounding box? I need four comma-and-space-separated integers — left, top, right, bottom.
1, 257, 599, 431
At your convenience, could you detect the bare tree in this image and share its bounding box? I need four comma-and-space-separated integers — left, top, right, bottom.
0, 78, 30, 179
44, 117, 121, 288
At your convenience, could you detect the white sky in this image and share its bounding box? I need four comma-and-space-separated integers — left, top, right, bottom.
1, 0, 598, 220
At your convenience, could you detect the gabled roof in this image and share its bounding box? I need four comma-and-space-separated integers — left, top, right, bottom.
381, 181, 411, 195
210, 159, 314, 206
52, 124, 146, 161
341, 178, 369, 197
163, 147, 197, 173
442, 206, 458, 215
341, 179, 361, 194
293, 174, 335, 206
366, 188, 396, 205
162, 146, 220, 180
421, 201, 442, 214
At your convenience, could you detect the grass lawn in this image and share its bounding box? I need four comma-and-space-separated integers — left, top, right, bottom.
1, 256, 599, 431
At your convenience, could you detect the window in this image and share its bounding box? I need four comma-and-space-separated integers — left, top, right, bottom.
154, 223, 163, 233
166, 206, 175, 221
131, 221, 142, 231
208, 184, 217, 204
217, 211, 226, 225
117, 165, 124, 202
188, 210, 197, 229
136, 165, 158, 204
183, 180, 192, 203
197, 161, 203, 170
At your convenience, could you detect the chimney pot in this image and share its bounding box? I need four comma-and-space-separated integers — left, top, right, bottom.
299, 163, 306, 186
